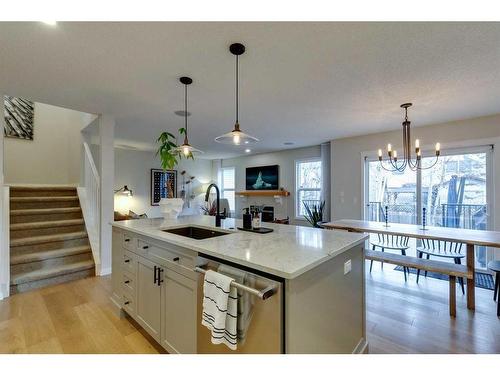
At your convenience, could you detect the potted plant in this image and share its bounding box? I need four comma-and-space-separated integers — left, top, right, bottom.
156, 130, 194, 219
303, 200, 326, 228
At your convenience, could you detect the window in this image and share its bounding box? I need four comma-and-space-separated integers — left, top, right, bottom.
364, 146, 493, 269
296, 159, 322, 218
220, 167, 235, 212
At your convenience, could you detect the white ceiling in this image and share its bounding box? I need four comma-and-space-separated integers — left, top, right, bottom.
1, 22, 500, 159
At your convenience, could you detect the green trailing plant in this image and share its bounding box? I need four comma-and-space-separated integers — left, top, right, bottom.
303, 200, 326, 228
156, 128, 195, 198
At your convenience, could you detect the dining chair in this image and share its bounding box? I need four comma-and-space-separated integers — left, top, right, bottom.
416, 239, 465, 294
487, 260, 500, 317
369, 233, 411, 281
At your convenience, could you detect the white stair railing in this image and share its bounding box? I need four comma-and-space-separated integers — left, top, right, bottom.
80, 141, 101, 273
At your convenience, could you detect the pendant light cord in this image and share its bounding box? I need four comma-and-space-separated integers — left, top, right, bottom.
236, 54, 239, 124
184, 82, 188, 138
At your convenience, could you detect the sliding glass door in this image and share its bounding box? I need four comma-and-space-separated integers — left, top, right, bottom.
365, 146, 492, 269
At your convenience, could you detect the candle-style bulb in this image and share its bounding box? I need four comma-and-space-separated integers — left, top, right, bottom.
435, 142, 440, 151
387, 143, 392, 152
393, 150, 398, 160
415, 139, 420, 148
378, 149, 382, 157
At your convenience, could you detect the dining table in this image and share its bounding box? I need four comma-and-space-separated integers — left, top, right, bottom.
322, 219, 500, 310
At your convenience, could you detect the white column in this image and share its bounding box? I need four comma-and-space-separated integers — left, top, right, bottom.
99, 115, 115, 275
0, 94, 9, 299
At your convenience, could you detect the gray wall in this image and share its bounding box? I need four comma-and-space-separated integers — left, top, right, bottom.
330, 114, 500, 240
5, 102, 95, 185
220, 145, 324, 225
114, 148, 213, 218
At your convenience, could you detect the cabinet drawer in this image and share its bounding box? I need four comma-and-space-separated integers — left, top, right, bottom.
123, 233, 136, 251
122, 250, 137, 275
122, 294, 136, 316
138, 239, 196, 269
123, 273, 136, 294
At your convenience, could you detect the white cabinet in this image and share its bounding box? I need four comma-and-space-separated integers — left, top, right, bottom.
112, 228, 198, 353
161, 268, 198, 354
136, 256, 162, 342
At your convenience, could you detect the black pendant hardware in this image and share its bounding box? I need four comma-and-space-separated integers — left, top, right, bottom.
124, 301, 130, 305
124, 280, 130, 284
124, 238, 130, 242
143, 245, 149, 250
154, 265, 158, 284
173, 257, 180, 262
124, 259, 130, 263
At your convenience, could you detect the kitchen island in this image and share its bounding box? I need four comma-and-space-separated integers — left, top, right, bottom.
110, 216, 368, 354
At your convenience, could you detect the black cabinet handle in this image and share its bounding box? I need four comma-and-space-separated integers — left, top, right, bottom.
173, 257, 180, 262
124, 238, 130, 242
142, 245, 149, 250
124, 259, 130, 263
124, 280, 130, 284
157, 268, 164, 286
124, 301, 130, 305
154, 265, 158, 284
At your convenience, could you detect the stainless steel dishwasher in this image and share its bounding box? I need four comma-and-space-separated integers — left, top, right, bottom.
196, 256, 284, 354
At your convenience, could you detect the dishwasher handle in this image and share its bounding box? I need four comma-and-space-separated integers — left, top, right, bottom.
194, 266, 277, 300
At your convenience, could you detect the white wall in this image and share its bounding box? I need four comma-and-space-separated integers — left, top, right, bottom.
220, 145, 323, 225
114, 148, 213, 218
4, 102, 95, 185
331, 114, 500, 228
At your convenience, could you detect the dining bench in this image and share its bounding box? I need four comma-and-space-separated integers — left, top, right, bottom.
365, 249, 472, 317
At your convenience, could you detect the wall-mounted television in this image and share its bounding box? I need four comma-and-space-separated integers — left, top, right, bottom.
245, 165, 279, 190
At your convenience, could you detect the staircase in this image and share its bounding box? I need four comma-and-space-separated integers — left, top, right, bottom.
9, 186, 95, 294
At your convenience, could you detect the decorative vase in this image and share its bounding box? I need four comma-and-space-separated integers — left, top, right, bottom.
159, 198, 184, 219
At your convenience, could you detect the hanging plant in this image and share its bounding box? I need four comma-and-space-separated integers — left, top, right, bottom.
155, 129, 195, 198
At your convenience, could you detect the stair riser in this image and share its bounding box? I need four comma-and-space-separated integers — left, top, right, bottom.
10, 211, 83, 224
10, 224, 86, 239
10, 189, 77, 198
10, 200, 79, 210
10, 267, 95, 294
11, 237, 90, 255
11, 252, 93, 274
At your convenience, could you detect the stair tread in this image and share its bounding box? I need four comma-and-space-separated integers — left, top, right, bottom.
10, 207, 81, 215
11, 245, 92, 265
10, 219, 85, 231
10, 231, 88, 247
9, 185, 77, 191
11, 259, 94, 285
10, 196, 79, 202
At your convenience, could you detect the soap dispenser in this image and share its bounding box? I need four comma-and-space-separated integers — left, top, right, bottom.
243, 208, 252, 229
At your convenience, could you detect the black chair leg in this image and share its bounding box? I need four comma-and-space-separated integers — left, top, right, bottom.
494, 273, 499, 302
381, 248, 384, 269
455, 258, 465, 295
416, 251, 423, 284
401, 250, 409, 279
370, 260, 374, 273
425, 254, 430, 277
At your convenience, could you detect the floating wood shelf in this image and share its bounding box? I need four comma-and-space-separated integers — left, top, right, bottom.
236, 190, 290, 197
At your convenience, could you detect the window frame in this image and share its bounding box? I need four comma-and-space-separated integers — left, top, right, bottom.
219, 166, 236, 214
295, 157, 323, 220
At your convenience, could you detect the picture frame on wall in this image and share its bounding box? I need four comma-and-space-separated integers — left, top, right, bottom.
3, 96, 35, 140
150, 169, 177, 206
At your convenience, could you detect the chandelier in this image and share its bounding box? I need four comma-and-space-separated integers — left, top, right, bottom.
378, 103, 440, 172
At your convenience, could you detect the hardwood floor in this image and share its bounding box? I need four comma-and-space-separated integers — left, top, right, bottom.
0, 275, 163, 354
367, 263, 500, 353
0, 263, 498, 354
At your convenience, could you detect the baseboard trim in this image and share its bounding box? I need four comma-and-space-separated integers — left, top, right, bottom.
352, 338, 369, 354
99, 267, 111, 276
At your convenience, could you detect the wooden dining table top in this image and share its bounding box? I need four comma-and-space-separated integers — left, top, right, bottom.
323, 219, 500, 248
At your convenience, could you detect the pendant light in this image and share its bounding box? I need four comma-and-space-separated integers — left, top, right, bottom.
215, 43, 259, 145
177, 76, 203, 156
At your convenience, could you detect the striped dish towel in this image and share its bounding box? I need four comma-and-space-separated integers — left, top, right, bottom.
201, 269, 238, 350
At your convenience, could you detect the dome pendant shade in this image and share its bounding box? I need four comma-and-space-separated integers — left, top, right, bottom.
175, 76, 202, 155
215, 43, 259, 145
214, 122, 259, 145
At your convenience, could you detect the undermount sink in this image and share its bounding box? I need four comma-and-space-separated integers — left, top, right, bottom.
162, 226, 232, 240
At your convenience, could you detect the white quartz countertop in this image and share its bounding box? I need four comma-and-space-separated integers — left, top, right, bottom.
110, 215, 368, 279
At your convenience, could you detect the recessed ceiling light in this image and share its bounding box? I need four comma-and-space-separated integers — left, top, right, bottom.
283, 142, 295, 146
245, 149, 251, 153
42, 21, 57, 26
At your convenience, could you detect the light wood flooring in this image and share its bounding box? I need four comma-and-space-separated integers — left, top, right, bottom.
0, 263, 498, 354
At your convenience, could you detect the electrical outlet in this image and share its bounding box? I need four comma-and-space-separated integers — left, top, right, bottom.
344, 259, 352, 275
